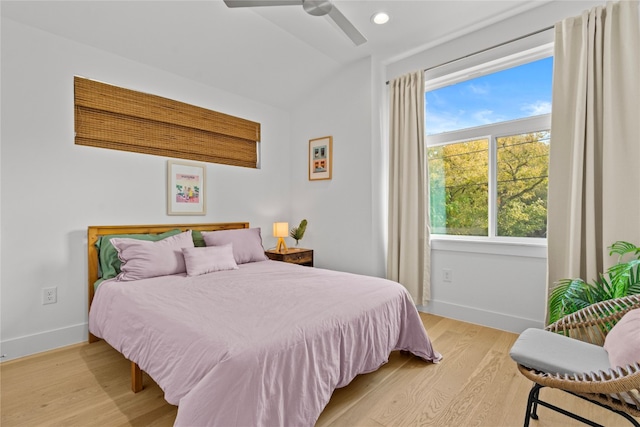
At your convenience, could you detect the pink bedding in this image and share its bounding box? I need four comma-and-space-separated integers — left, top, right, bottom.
89, 260, 441, 426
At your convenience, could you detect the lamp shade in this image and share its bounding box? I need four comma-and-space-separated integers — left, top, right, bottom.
273, 222, 289, 238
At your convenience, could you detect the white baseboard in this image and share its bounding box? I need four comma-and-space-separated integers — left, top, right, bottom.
418, 300, 543, 334
0, 323, 88, 362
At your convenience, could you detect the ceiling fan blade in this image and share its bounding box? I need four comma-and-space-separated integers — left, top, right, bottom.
327, 5, 367, 46
223, 0, 302, 8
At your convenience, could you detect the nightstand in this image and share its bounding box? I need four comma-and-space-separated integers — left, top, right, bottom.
265, 248, 314, 267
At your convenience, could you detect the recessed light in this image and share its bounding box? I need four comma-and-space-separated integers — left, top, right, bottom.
371, 12, 389, 25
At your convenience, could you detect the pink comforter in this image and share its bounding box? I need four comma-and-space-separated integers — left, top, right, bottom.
89, 261, 441, 426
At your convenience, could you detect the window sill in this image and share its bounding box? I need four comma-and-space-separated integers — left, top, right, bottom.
430, 236, 547, 258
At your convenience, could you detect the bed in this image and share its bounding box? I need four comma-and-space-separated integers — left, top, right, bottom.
87, 223, 441, 426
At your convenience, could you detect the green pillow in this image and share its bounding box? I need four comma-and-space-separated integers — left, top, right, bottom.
191, 230, 206, 247
96, 229, 182, 282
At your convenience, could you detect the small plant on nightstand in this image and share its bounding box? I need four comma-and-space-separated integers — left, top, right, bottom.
290, 219, 307, 246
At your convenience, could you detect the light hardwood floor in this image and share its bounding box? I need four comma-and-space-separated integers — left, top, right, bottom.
1, 313, 634, 426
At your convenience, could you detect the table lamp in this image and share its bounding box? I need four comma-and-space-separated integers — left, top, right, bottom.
273, 222, 289, 253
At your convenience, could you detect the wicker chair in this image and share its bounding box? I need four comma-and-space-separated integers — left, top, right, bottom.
513, 294, 640, 427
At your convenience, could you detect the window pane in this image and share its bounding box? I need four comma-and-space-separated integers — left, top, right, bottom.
496, 131, 549, 237
426, 57, 553, 135
428, 139, 489, 236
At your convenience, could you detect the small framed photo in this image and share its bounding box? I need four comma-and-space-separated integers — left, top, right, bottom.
167, 160, 206, 215
308, 136, 332, 181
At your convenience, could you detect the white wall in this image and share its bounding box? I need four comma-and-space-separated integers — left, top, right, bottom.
384, 0, 605, 332
0, 18, 292, 360
426, 243, 547, 331
289, 57, 385, 277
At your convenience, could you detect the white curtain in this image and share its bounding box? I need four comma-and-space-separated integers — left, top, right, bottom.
387, 71, 430, 305
547, 0, 640, 313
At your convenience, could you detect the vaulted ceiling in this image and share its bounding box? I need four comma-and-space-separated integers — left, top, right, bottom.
1, 1, 551, 110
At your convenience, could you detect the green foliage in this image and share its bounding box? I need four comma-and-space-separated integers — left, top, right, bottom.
428, 139, 489, 235
289, 219, 307, 245
548, 241, 640, 324
496, 132, 549, 237
428, 132, 549, 237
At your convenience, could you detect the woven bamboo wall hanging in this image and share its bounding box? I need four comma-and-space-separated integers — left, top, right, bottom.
74, 76, 261, 168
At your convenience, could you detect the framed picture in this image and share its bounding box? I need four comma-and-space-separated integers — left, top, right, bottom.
308, 136, 332, 181
167, 160, 206, 215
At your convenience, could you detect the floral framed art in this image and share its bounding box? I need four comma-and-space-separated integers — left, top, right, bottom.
308, 136, 332, 181
167, 160, 206, 215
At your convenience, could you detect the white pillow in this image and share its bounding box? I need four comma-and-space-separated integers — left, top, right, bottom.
182, 244, 239, 277
202, 228, 268, 264
111, 230, 194, 281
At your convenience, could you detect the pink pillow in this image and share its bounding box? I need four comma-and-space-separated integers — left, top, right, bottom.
202, 228, 268, 264
604, 308, 640, 369
182, 244, 239, 277
111, 231, 194, 281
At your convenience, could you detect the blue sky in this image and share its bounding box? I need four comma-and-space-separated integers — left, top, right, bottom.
425, 57, 553, 135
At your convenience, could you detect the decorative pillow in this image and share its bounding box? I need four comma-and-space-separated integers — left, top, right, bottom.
202, 228, 268, 264
604, 308, 640, 369
111, 230, 194, 281
182, 244, 239, 277
96, 229, 182, 281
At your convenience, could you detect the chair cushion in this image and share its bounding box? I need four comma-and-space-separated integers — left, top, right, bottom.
510, 328, 611, 375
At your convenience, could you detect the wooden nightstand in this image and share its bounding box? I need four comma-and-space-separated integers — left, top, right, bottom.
265, 248, 314, 267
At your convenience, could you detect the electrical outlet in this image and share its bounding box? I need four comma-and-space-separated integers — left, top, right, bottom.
442, 269, 453, 283
42, 287, 57, 305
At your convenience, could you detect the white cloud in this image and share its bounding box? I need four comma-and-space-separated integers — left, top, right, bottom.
426, 108, 508, 135
467, 83, 490, 95
522, 101, 551, 116
426, 111, 463, 135
473, 109, 501, 124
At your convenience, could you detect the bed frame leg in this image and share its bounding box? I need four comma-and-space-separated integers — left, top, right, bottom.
131, 361, 143, 393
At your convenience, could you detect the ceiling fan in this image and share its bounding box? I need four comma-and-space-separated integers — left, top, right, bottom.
223, 0, 367, 46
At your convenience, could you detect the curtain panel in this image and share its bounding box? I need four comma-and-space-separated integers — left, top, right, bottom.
387, 71, 431, 305
547, 0, 640, 320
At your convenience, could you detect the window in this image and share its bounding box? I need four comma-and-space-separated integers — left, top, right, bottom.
426, 48, 552, 240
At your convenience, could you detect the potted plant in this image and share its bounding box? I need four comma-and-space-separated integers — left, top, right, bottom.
548, 241, 640, 324
289, 219, 307, 246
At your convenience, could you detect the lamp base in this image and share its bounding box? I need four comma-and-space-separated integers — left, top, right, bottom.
275, 237, 288, 253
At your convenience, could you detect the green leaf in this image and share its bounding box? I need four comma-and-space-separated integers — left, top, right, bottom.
609, 241, 640, 260
548, 240, 640, 324
289, 219, 308, 243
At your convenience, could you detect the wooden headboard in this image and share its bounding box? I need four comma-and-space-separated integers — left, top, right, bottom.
87, 222, 249, 310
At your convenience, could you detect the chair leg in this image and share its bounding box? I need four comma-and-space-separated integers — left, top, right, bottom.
523, 383, 640, 427
524, 384, 542, 427
531, 384, 541, 420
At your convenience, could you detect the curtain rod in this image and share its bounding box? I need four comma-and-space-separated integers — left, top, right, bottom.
386, 25, 555, 85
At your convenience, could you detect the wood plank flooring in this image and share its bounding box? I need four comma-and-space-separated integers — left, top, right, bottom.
1, 313, 634, 426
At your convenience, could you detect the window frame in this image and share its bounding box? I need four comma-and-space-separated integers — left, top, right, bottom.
425, 43, 553, 248
428, 115, 550, 244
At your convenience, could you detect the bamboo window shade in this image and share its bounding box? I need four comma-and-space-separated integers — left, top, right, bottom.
74, 76, 261, 168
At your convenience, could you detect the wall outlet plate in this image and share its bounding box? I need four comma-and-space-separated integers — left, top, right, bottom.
43, 287, 57, 305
